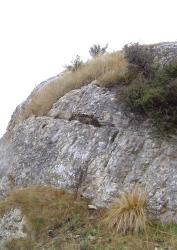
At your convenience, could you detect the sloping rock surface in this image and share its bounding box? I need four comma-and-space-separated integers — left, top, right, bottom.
1, 42, 177, 223
1, 82, 177, 223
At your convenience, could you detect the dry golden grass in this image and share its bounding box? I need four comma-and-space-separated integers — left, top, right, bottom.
1, 186, 90, 241
1, 186, 177, 250
103, 187, 147, 234
23, 52, 127, 118
4, 238, 35, 250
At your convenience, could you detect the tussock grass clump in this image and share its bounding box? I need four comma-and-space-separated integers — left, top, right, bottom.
103, 187, 147, 234
23, 52, 127, 118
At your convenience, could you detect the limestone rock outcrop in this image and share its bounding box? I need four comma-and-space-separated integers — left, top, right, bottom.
1, 42, 177, 224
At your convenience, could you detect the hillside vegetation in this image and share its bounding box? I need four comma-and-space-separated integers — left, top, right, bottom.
124, 43, 177, 134
2, 43, 177, 249
24, 52, 127, 118
1, 186, 177, 250
22, 43, 177, 135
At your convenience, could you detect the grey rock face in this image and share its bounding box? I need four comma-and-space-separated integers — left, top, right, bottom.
0, 208, 26, 243
1, 42, 177, 224
1, 82, 177, 223
152, 42, 177, 67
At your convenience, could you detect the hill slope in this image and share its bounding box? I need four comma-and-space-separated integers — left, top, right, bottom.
1, 42, 177, 249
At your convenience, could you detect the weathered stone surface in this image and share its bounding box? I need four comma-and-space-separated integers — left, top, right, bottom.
152, 42, 177, 67
1, 42, 177, 226
1, 82, 177, 223
88, 205, 97, 210
0, 208, 26, 242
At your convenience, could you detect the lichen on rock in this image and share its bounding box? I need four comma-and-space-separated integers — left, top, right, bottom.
0, 208, 26, 248
1, 42, 177, 228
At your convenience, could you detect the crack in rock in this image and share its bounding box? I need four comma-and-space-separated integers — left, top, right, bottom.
68, 113, 101, 127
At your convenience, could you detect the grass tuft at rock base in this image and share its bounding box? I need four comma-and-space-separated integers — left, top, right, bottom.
0, 186, 177, 250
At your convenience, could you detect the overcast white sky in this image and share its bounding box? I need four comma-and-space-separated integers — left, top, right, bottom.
0, 0, 177, 137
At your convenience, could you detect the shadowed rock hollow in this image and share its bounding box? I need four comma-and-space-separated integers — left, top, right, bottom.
1, 42, 177, 225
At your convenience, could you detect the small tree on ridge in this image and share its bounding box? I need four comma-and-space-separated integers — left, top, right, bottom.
89, 43, 108, 58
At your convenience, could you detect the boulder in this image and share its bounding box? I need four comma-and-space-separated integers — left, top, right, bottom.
1, 42, 177, 223
0, 82, 177, 222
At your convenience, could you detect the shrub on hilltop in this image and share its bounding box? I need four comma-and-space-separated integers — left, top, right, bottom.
124, 42, 155, 78
64, 54, 84, 72
124, 61, 177, 133
89, 43, 108, 58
